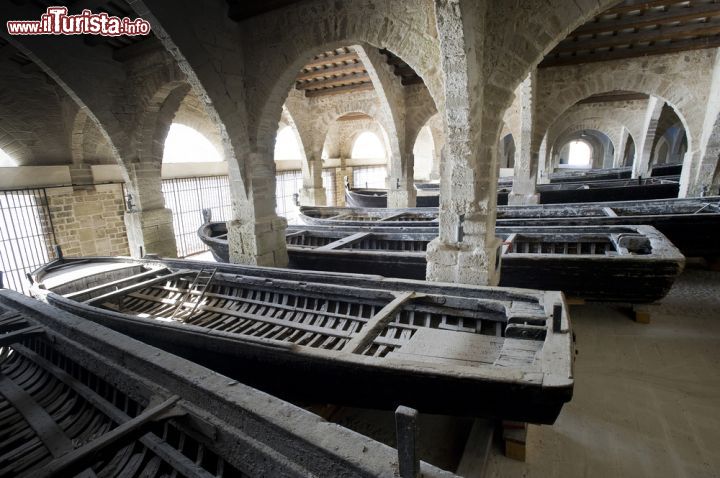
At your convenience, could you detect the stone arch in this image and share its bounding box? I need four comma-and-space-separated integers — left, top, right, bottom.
534, 51, 717, 181
549, 121, 622, 169
553, 132, 606, 169
499, 134, 516, 169
243, 0, 443, 153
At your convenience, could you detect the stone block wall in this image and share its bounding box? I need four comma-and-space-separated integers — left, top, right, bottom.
46, 184, 130, 258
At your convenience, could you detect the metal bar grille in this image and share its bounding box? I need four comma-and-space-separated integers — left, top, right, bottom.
161, 176, 232, 258
276, 170, 302, 224
352, 165, 387, 189
0, 189, 57, 294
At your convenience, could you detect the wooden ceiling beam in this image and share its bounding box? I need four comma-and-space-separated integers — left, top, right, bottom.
337, 113, 373, 122
604, 0, 693, 15
577, 92, 650, 103
304, 82, 374, 98
575, 3, 720, 35
297, 62, 366, 81
297, 72, 371, 91
557, 21, 720, 52
541, 34, 720, 67
303, 53, 358, 69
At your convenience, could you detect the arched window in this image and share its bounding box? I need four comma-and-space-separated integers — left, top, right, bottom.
163, 124, 222, 163
0, 148, 16, 167
351, 131, 385, 159
567, 140, 592, 167
274, 126, 304, 161
412, 125, 434, 180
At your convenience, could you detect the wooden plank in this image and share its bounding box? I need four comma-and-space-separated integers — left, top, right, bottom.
605, 0, 693, 15
557, 22, 720, 53
302, 52, 359, 69
298, 72, 371, 91
64, 268, 165, 299
574, 4, 720, 35
304, 82, 374, 97
541, 35, 720, 67
0, 374, 75, 458
128, 291, 357, 339
17, 345, 219, 478
577, 92, 650, 103
33, 396, 180, 478
296, 62, 365, 81
395, 406, 419, 478
342, 291, 415, 353
0, 325, 44, 346
84, 271, 187, 305
316, 232, 372, 251
603, 207, 618, 217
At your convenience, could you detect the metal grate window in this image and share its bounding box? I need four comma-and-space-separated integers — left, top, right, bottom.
322, 168, 336, 206
352, 165, 387, 189
276, 170, 302, 224
162, 176, 232, 258
0, 189, 57, 294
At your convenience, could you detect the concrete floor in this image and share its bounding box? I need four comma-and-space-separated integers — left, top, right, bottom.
486, 268, 720, 478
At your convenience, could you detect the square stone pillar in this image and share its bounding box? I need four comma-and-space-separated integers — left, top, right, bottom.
510, 72, 541, 205
299, 186, 327, 206
387, 187, 417, 209
124, 208, 177, 258
227, 215, 288, 267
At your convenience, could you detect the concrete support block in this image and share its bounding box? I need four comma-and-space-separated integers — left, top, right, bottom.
426, 237, 501, 286
507, 192, 540, 206
299, 186, 327, 206
387, 188, 417, 208
226, 215, 288, 267
124, 208, 177, 258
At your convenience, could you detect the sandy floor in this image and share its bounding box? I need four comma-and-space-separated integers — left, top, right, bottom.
485, 268, 720, 478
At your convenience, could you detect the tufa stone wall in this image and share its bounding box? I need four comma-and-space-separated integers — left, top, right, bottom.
46, 185, 129, 258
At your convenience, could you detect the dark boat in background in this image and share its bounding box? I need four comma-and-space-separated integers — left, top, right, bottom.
300, 197, 720, 258
346, 186, 441, 207
199, 222, 684, 303
0, 289, 456, 477
348, 177, 679, 207
29, 256, 574, 425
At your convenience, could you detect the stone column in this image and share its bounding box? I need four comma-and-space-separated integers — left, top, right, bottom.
299, 153, 327, 206
123, 162, 177, 258
612, 127, 629, 168
226, 152, 288, 266
509, 72, 540, 205
633, 96, 664, 178
682, 49, 720, 197
426, 0, 501, 286
387, 157, 417, 208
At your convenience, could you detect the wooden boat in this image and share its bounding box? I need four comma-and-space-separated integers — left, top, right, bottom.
498, 177, 679, 205
547, 167, 632, 183
497, 197, 720, 258
0, 289, 458, 477
300, 197, 720, 258
29, 256, 574, 425
346, 186, 440, 207
650, 163, 683, 177
200, 222, 684, 302
348, 177, 679, 207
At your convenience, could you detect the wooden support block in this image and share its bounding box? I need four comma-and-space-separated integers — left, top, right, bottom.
502, 421, 527, 462
634, 309, 652, 324
565, 297, 586, 306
